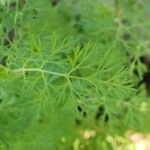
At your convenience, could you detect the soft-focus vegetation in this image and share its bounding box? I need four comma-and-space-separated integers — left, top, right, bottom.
0, 0, 150, 149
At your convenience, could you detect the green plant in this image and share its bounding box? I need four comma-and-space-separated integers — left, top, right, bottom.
0, 0, 150, 149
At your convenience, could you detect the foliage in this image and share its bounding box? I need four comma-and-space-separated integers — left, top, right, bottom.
0, 0, 150, 149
